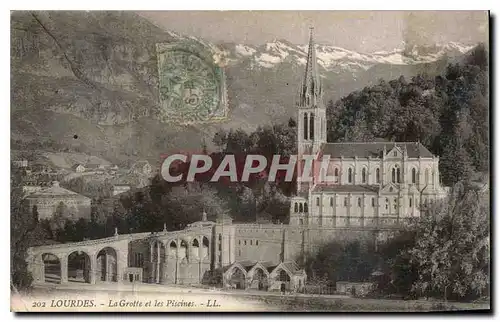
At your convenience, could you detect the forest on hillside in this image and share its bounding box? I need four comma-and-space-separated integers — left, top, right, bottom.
326, 44, 489, 186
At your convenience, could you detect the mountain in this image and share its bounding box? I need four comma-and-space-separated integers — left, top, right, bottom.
10, 11, 475, 166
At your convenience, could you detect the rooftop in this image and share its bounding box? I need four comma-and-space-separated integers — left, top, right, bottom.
313, 184, 380, 193
24, 181, 90, 200
321, 142, 434, 158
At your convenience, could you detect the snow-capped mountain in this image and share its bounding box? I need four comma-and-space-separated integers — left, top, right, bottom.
167, 31, 474, 74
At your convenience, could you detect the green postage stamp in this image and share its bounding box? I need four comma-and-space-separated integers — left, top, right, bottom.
156, 41, 228, 124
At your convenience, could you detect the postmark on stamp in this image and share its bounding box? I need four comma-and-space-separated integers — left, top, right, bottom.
156, 41, 228, 125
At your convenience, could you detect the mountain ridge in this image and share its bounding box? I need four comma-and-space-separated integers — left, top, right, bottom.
10, 11, 477, 166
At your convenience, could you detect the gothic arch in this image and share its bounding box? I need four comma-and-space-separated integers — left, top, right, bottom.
411, 168, 417, 184
168, 240, 177, 257
225, 262, 248, 289
309, 113, 315, 140
303, 113, 308, 140
202, 236, 210, 259
361, 167, 367, 183
348, 167, 354, 184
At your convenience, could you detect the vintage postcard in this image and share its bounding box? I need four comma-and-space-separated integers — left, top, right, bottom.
10, 11, 490, 312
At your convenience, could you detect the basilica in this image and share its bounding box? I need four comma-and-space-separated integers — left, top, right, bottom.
290, 28, 448, 228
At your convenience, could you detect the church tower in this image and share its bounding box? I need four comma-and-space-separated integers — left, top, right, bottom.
296, 27, 327, 193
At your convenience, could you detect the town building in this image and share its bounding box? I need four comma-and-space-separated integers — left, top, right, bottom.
112, 184, 131, 196
13, 159, 28, 168
23, 181, 91, 220
71, 163, 85, 173
129, 161, 152, 176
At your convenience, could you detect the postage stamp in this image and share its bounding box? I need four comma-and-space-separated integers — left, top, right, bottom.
156, 41, 228, 125
9, 10, 490, 313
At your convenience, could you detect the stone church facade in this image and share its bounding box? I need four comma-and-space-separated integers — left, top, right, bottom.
290, 28, 448, 229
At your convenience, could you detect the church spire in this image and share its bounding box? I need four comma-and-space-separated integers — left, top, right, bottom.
299, 27, 322, 107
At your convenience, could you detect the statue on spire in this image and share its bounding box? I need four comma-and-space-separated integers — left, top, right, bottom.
202, 208, 207, 222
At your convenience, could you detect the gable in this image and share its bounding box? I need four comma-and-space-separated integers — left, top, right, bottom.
380, 183, 400, 194
386, 146, 403, 158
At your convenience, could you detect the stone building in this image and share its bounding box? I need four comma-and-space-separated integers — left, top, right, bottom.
23, 181, 91, 220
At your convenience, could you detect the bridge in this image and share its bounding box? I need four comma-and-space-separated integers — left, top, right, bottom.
26, 219, 218, 286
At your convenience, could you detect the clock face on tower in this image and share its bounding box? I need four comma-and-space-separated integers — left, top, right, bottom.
156, 41, 228, 124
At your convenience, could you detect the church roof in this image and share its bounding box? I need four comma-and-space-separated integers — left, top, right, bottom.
320, 142, 434, 158
24, 182, 90, 200
312, 184, 379, 193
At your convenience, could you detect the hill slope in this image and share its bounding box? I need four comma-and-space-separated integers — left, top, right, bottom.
11, 11, 472, 165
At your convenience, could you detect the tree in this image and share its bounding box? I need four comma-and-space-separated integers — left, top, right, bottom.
10, 167, 49, 290
406, 182, 489, 301
164, 183, 230, 229
212, 129, 227, 151
303, 239, 379, 286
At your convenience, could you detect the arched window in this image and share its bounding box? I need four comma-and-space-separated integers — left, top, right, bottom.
412, 168, 417, 184
334, 168, 339, 178
376, 168, 380, 183
372, 197, 375, 207
348, 168, 353, 183
320, 119, 324, 140
244, 240, 247, 245
256, 240, 259, 246
409, 197, 413, 207
299, 203, 303, 213
309, 113, 315, 140
330, 197, 334, 207
303, 113, 308, 140
357, 198, 362, 207
316, 197, 320, 206
392, 168, 396, 183
385, 198, 389, 210
397, 168, 401, 183
304, 203, 308, 213
294, 202, 298, 213
362, 168, 367, 183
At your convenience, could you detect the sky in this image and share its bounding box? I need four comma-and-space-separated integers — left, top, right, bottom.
139, 11, 489, 53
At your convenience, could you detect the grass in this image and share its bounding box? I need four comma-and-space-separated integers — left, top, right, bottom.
236, 294, 491, 312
